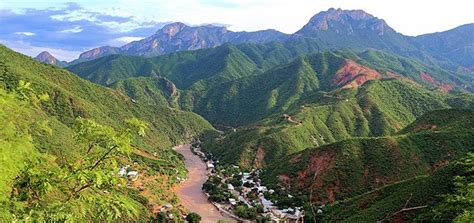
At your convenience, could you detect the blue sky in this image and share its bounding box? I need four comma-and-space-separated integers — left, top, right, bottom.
1, 0, 473, 61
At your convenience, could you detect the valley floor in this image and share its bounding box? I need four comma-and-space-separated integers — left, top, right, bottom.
174, 144, 236, 223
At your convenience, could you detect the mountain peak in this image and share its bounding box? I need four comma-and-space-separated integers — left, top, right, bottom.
35, 51, 54, 60
34, 51, 67, 67
296, 8, 390, 36
157, 22, 189, 37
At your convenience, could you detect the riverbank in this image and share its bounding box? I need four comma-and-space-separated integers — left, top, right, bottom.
174, 144, 236, 223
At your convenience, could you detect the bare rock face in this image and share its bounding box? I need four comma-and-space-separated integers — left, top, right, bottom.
163, 79, 178, 97
72, 22, 288, 63
295, 8, 391, 36
34, 51, 68, 67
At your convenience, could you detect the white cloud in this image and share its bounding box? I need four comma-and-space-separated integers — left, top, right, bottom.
113, 36, 145, 44
0, 39, 82, 61
89, 0, 474, 35
60, 26, 83, 33
14, 32, 36, 36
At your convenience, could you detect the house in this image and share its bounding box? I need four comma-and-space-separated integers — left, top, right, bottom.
228, 198, 237, 206
118, 166, 127, 177
160, 203, 173, 212
127, 171, 139, 181
256, 186, 267, 192
227, 184, 235, 191
206, 162, 215, 169
260, 197, 274, 211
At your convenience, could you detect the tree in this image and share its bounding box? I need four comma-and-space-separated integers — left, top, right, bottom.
432, 153, 474, 222
186, 212, 202, 223
234, 205, 257, 219
9, 116, 149, 221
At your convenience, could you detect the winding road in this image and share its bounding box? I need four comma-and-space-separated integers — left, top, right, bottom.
174, 144, 236, 223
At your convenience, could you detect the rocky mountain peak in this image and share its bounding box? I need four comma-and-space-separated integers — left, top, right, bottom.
296, 8, 390, 36
35, 51, 55, 62
34, 51, 67, 67
158, 22, 189, 37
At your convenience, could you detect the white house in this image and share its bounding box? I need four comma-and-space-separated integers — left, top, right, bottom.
229, 198, 237, 206
206, 162, 215, 169
127, 171, 139, 181
118, 166, 127, 177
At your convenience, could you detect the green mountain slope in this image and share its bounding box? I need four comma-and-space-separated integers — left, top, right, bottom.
203, 79, 474, 168
322, 152, 473, 222
0, 45, 214, 221
68, 45, 474, 128
260, 109, 473, 213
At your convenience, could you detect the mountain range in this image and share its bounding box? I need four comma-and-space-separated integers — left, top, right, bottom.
37, 8, 474, 73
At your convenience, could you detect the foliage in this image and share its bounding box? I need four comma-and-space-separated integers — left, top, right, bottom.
186, 212, 202, 223
431, 153, 474, 222
234, 205, 258, 219
8, 117, 146, 222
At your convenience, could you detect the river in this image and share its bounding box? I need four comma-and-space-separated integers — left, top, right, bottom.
174, 144, 236, 223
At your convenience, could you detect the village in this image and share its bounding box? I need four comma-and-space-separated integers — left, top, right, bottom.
190, 140, 307, 223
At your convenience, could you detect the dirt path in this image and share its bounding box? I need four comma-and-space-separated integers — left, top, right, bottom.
174, 144, 236, 223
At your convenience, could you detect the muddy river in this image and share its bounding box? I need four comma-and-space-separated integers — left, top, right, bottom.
174, 144, 236, 223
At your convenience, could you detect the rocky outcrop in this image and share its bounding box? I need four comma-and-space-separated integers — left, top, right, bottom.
34, 51, 68, 67
162, 79, 178, 97
295, 8, 392, 36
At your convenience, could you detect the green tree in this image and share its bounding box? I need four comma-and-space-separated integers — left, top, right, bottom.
433, 153, 474, 222
186, 212, 202, 223
234, 205, 257, 219
9, 117, 149, 222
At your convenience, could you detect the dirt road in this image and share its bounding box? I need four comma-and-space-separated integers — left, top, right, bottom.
174, 144, 236, 223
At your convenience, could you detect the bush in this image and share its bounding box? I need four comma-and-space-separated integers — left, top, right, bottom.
186, 212, 202, 223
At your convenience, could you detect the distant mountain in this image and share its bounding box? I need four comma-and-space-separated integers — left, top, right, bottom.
67, 8, 474, 72
34, 51, 68, 67
414, 23, 474, 71
294, 8, 418, 54
71, 22, 288, 64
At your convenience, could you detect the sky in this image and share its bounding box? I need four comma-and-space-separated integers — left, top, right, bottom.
0, 0, 473, 61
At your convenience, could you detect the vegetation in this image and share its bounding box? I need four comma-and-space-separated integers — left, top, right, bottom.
202, 176, 235, 202
234, 205, 258, 219
321, 152, 474, 222
0, 45, 214, 221
186, 212, 202, 223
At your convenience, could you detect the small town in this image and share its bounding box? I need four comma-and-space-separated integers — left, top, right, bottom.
190, 140, 308, 222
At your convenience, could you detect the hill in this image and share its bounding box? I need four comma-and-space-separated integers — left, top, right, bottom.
202, 80, 474, 168
34, 51, 68, 67
68, 44, 474, 127
258, 109, 473, 221
322, 152, 474, 222
0, 45, 214, 221
414, 24, 474, 71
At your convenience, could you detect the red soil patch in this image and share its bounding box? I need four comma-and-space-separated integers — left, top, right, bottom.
326, 186, 336, 203
413, 124, 438, 132
420, 72, 440, 86
439, 83, 453, 93
433, 159, 450, 169
254, 147, 266, 168
332, 60, 381, 89
290, 154, 303, 163
420, 72, 453, 93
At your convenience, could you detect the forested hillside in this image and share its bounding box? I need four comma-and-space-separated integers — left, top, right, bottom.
0, 45, 214, 221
